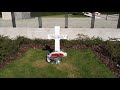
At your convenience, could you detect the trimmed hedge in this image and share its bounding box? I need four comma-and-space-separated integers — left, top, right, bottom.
106, 41, 120, 61
0, 36, 19, 60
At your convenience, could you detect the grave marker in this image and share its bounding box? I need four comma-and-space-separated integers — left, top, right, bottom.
47, 26, 68, 64
48, 26, 68, 52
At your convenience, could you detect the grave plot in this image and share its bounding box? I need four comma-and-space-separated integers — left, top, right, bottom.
0, 26, 119, 78
0, 48, 116, 78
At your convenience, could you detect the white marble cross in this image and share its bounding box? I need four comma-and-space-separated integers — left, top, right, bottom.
48, 26, 68, 52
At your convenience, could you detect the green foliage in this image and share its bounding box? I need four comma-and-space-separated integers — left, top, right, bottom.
0, 36, 32, 61
16, 36, 32, 46
31, 12, 65, 17
71, 12, 84, 15
61, 40, 71, 47
32, 38, 54, 46
106, 41, 120, 61
0, 36, 19, 60
31, 12, 86, 18
76, 34, 103, 46
0, 36, 55, 61
101, 12, 119, 14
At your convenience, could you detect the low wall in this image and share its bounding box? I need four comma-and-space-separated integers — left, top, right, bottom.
0, 27, 120, 40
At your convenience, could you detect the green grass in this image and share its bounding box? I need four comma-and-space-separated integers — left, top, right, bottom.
42, 14, 87, 18
31, 12, 87, 18
0, 48, 117, 78
31, 12, 65, 17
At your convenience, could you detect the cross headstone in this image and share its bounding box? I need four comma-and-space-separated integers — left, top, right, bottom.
48, 26, 68, 52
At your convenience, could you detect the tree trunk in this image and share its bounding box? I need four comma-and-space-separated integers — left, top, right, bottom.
106, 13, 108, 20
38, 17, 42, 28
91, 12, 95, 28
11, 12, 16, 27
65, 12, 68, 28
117, 13, 120, 28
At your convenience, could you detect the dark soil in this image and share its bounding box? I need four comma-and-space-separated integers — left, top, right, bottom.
0, 44, 120, 78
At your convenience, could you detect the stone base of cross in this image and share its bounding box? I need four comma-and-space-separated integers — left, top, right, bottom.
47, 26, 68, 64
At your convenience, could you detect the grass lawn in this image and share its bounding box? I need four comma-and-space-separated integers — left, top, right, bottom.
42, 14, 87, 18
0, 48, 117, 78
31, 12, 87, 18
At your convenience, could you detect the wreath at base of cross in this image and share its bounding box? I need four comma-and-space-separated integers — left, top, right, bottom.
46, 51, 67, 64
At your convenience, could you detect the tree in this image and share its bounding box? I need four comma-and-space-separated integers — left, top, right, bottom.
91, 12, 95, 28
38, 17, 42, 28
65, 12, 68, 28
11, 12, 16, 27
117, 13, 120, 28
106, 13, 108, 20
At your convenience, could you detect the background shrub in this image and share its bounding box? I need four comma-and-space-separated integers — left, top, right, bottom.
15, 36, 32, 46
0, 36, 19, 60
106, 41, 120, 61
76, 34, 103, 46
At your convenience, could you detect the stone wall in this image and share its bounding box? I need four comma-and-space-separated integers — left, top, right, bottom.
2, 12, 31, 20
0, 27, 120, 40
14, 12, 31, 19
2, 12, 12, 20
